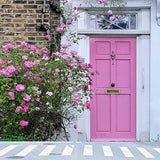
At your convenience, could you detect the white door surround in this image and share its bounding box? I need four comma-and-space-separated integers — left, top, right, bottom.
77, 8, 151, 141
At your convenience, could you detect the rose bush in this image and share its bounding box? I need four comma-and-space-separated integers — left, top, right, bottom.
0, 42, 93, 141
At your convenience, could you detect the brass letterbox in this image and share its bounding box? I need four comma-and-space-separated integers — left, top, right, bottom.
106, 89, 120, 95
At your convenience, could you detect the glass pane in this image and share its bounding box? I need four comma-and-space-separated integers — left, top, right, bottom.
130, 15, 136, 29
89, 13, 137, 30
90, 15, 96, 29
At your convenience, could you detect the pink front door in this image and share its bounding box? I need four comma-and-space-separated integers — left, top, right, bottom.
90, 38, 136, 141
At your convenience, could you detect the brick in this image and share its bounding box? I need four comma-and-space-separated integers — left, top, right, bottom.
1, 5, 15, 8
13, 19, 26, 22
24, 5, 37, 9
5, 32, 15, 36
15, 24, 23, 27
28, 37, 35, 41
24, 24, 36, 28
13, 1, 27, 4
15, 14, 23, 18
28, 1, 35, 4
36, 37, 46, 41
13, 10, 27, 13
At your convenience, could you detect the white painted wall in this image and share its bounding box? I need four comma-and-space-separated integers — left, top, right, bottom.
150, 0, 160, 142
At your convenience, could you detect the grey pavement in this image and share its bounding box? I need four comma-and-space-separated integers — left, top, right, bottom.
0, 142, 160, 160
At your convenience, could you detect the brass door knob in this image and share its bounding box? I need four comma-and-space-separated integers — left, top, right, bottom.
111, 51, 116, 60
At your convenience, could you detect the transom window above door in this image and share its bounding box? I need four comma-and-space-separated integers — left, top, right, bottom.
89, 13, 137, 30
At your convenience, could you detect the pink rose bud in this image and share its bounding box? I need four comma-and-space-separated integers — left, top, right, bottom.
86, 101, 91, 109
74, 125, 77, 129
73, 7, 77, 10
67, 21, 71, 25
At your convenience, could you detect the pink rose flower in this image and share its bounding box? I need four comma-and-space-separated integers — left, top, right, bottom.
109, 16, 115, 21
70, 50, 78, 56
6, 65, 16, 74
62, 45, 68, 48
55, 68, 60, 73
23, 94, 31, 102
69, 63, 74, 67
45, 34, 50, 39
19, 120, 28, 127
16, 84, 25, 92
41, 47, 48, 51
46, 91, 53, 96
108, 9, 112, 15
60, 50, 66, 54
74, 96, 80, 101
21, 103, 30, 108
0, 60, 4, 65
0, 69, 8, 75
22, 55, 27, 61
23, 107, 29, 112
42, 54, 50, 61
24, 61, 34, 68
34, 76, 41, 82
30, 45, 37, 51
21, 41, 28, 47
100, 0, 107, 3
62, 55, 68, 61
8, 92, 15, 100
56, 27, 61, 32
15, 106, 22, 113
2, 45, 8, 53
36, 98, 40, 102
35, 107, 40, 111
61, 23, 66, 28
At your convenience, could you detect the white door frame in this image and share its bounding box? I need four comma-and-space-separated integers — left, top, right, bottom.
76, 8, 150, 141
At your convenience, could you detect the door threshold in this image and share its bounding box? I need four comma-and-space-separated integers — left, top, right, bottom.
91, 138, 137, 142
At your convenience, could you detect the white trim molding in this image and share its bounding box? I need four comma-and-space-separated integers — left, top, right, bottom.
157, 0, 160, 25
78, 30, 150, 35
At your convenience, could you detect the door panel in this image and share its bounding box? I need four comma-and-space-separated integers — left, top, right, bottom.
116, 60, 130, 88
96, 95, 111, 132
90, 37, 136, 141
96, 60, 111, 88
116, 95, 131, 132
95, 41, 111, 55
